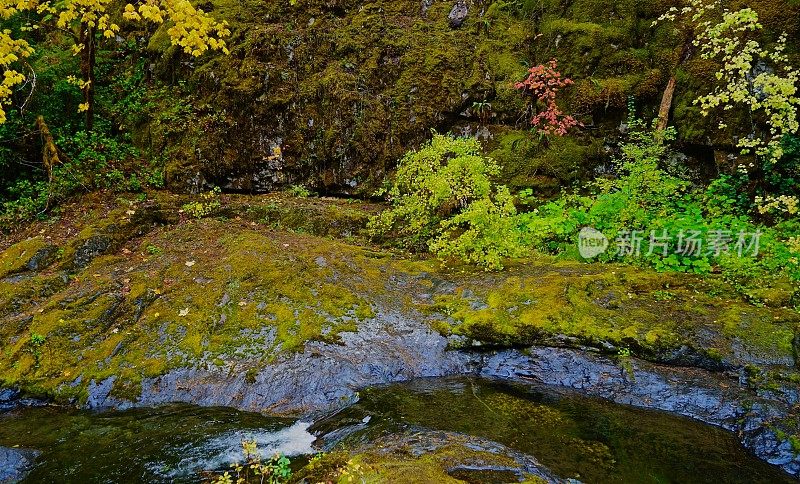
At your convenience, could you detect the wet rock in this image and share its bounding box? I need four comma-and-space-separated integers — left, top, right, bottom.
87, 311, 479, 415
24, 245, 60, 272
0, 388, 48, 412
448, 1, 468, 28
482, 348, 743, 427
72, 234, 114, 269
654, 344, 731, 372
0, 447, 40, 483
481, 347, 800, 477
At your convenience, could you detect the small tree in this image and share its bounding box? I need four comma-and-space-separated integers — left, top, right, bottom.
657, 1, 799, 164
0, 0, 231, 129
514, 59, 580, 137
368, 132, 525, 269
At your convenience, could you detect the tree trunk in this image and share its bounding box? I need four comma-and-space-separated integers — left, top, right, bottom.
656, 76, 676, 131
79, 23, 96, 131
35, 115, 61, 183
656, 37, 693, 132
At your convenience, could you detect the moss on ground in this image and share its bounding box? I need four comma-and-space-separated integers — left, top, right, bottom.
0, 194, 798, 403
426, 264, 799, 367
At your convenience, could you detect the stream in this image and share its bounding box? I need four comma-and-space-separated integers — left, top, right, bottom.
0, 377, 794, 483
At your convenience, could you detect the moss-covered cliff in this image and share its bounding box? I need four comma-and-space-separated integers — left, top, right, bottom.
120, 0, 800, 194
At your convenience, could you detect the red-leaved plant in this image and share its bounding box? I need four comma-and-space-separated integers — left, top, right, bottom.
515, 59, 581, 137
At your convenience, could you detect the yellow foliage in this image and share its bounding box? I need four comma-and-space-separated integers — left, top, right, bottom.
126, 0, 231, 56
0, 26, 33, 124
0, 0, 230, 123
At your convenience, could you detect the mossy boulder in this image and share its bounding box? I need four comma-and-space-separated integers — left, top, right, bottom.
426, 265, 800, 369
0, 194, 797, 405
296, 430, 558, 483
0, 238, 59, 278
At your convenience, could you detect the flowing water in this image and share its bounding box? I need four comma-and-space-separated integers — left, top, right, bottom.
0, 377, 793, 483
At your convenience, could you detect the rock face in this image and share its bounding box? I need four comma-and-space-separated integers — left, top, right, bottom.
87, 311, 478, 415
124, 0, 800, 194
447, 1, 468, 28
0, 446, 40, 483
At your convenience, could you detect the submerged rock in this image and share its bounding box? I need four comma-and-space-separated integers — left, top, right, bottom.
0, 446, 40, 483
346, 430, 563, 483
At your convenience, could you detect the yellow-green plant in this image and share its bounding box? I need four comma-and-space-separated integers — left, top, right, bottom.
212, 440, 292, 484
182, 186, 221, 218
657, 1, 799, 163
369, 132, 525, 269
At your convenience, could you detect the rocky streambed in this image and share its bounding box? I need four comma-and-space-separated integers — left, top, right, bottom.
1, 375, 796, 482
1, 193, 799, 481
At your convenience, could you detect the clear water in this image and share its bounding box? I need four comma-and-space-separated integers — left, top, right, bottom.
0, 377, 793, 483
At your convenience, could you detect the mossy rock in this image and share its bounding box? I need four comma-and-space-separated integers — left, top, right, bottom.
0, 238, 59, 278
297, 430, 556, 483
1, 194, 798, 404
425, 263, 800, 369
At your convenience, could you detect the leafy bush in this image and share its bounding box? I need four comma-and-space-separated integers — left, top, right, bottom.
0, 130, 164, 229
518, 119, 800, 286
182, 187, 222, 219
369, 132, 526, 269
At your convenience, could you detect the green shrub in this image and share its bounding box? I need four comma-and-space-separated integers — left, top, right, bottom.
369, 132, 525, 269
517, 119, 800, 288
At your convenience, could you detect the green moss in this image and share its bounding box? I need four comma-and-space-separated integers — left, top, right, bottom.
0, 208, 399, 400
321, 443, 532, 483
428, 264, 799, 365
0, 237, 49, 278
489, 129, 605, 193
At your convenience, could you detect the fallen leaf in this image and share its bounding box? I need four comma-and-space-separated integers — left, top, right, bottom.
179, 308, 189, 317
185, 260, 196, 267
